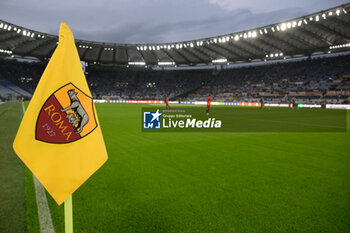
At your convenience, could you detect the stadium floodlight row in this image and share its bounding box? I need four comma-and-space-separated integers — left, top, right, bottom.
0, 3, 349, 67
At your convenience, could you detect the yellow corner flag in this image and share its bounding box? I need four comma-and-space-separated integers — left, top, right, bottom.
13, 22, 108, 205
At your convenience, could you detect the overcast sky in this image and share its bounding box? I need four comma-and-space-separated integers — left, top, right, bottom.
0, 0, 347, 43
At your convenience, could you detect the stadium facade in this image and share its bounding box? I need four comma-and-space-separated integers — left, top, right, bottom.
0, 4, 349, 107
0, 4, 349, 67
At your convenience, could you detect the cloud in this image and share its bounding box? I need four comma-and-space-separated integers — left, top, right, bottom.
72, 7, 307, 43
209, 0, 345, 13
0, 0, 346, 44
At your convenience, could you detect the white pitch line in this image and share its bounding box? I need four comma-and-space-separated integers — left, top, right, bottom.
21, 101, 25, 113
33, 176, 55, 233
22, 102, 55, 233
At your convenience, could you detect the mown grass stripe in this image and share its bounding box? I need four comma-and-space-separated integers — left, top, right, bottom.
0, 102, 25, 233
22, 102, 55, 233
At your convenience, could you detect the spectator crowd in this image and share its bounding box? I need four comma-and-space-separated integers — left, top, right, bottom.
0, 54, 349, 104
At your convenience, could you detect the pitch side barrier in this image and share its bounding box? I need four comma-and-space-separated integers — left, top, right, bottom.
326, 104, 350, 109
93, 100, 261, 106
93, 99, 350, 109
181, 101, 261, 106
93, 99, 165, 104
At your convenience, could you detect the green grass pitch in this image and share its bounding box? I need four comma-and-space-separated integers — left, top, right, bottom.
1, 102, 350, 232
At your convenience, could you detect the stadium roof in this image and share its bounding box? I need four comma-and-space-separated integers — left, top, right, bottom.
0, 3, 350, 67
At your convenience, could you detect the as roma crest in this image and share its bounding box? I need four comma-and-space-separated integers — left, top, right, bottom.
36, 83, 97, 143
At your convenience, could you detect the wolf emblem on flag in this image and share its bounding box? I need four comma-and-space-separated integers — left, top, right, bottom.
61, 89, 89, 134
35, 82, 97, 143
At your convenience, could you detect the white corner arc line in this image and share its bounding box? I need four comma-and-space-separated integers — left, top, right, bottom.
22, 102, 55, 233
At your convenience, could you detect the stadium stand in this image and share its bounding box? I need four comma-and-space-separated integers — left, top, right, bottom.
0, 54, 349, 104
0, 59, 44, 94
0, 74, 31, 100
0, 4, 349, 104
187, 54, 350, 104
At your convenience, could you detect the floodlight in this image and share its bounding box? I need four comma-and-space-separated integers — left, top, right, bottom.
281, 23, 286, 31
128, 61, 146, 66
158, 61, 175, 66
212, 58, 227, 63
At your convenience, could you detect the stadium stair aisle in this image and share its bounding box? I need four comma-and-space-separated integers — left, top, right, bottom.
0, 102, 26, 233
